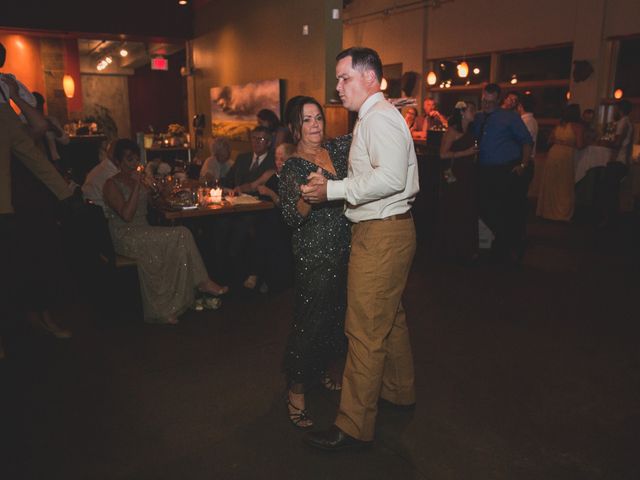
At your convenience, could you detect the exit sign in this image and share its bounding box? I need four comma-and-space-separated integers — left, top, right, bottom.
151, 57, 169, 71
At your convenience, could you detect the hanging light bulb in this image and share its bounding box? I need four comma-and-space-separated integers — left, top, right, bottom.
426, 71, 437, 86
510, 74, 518, 85
380, 78, 388, 91
105, 56, 113, 64
120, 48, 128, 57
614, 88, 623, 99
62, 75, 75, 99
473, 67, 480, 75
457, 61, 469, 78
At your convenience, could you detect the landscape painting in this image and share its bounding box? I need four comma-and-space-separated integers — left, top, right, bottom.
210, 79, 282, 140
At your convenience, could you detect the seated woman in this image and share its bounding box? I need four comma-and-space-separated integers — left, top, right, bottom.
103, 139, 228, 325
200, 136, 232, 185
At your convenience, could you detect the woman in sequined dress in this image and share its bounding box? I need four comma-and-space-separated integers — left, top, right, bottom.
279, 96, 352, 428
103, 139, 228, 325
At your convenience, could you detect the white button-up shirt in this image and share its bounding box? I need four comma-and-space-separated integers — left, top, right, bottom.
82, 158, 119, 207
326, 92, 420, 223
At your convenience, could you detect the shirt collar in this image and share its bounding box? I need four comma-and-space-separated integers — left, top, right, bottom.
254, 152, 268, 163
358, 91, 385, 119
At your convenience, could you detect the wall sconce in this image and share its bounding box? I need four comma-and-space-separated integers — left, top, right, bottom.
426, 71, 437, 86
457, 61, 469, 78
614, 88, 623, 99
62, 75, 75, 99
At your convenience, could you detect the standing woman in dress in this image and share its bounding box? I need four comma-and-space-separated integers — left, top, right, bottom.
437, 100, 479, 261
279, 96, 351, 428
536, 104, 584, 221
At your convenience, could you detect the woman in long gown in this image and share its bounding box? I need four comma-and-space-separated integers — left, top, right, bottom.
437, 101, 479, 262
103, 139, 228, 325
279, 96, 351, 428
536, 104, 584, 221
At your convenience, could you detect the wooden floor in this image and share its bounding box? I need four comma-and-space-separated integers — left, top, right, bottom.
2, 212, 639, 480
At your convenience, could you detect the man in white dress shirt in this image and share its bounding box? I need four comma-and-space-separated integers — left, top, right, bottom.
82, 140, 121, 208
302, 47, 420, 450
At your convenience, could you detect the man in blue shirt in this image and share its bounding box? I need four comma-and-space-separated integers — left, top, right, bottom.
473, 83, 533, 263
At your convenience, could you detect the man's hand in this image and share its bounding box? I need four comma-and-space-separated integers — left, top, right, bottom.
511, 163, 526, 176
300, 168, 328, 204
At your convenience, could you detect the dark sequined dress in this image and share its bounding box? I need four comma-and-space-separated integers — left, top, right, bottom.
279, 135, 352, 386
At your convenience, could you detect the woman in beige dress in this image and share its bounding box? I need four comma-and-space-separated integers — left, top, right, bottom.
536, 104, 584, 221
103, 139, 228, 324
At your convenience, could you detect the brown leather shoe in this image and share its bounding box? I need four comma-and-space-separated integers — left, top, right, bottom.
304, 425, 372, 451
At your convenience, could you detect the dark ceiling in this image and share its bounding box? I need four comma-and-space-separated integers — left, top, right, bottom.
0, 0, 194, 41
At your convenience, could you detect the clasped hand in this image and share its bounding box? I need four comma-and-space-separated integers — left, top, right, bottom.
300, 168, 328, 203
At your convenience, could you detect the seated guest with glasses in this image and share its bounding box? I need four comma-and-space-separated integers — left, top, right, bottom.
223, 126, 276, 195
220, 126, 277, 290
103, 139, 228, 325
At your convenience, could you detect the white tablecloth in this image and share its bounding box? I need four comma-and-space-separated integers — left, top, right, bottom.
574, 145, 612, 183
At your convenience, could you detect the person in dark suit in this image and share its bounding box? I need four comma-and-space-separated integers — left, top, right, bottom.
219, 126, 277, 289
223, 126, 276, 193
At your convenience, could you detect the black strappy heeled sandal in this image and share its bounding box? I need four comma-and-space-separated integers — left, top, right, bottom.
286, 397, 314, 429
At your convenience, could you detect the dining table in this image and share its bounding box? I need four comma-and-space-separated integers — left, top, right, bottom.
159, 197, 274, 222
574, 145, 613, 183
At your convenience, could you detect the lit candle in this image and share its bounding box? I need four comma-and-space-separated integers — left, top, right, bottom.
209, 187, 223, 204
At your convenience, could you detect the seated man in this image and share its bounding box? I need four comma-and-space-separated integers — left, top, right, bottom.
82, 139, 123, 207
218, 126, 276, 289
222, 125, 276, 193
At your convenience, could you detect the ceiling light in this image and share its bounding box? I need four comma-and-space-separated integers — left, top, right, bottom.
120, 48, 128, 57
457, 61, 469, 78
566, 91, 571, 100
614, 88, 623, 99
105, 56, 113, 64
380, 78, 388, 91
178, 0, 187, 5
510, 75, 518, 85
473, 67, 480, 75
426, 71, 437, 86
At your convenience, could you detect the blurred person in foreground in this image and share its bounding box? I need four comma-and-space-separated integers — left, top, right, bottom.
1, 41, 78, 357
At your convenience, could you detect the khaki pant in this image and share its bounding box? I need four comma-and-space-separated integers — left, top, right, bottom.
0, 103, 70, 214
335, 217, 416, 441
